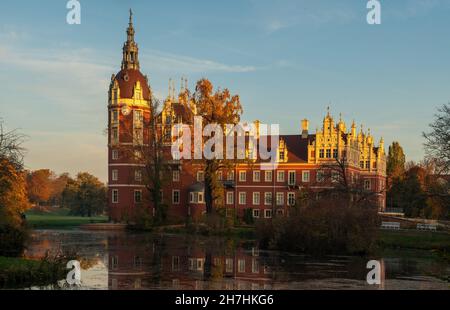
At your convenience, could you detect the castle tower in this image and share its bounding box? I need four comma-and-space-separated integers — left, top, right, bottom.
108, 10, 152, 222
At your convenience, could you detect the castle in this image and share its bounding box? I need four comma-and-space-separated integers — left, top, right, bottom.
107, 12, 387, 223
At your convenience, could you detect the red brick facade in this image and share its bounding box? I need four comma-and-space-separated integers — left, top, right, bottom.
107, 14, 387, 223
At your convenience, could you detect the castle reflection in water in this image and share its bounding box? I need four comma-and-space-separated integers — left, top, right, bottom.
105, 233, 376, 290
25, 230, 449, 290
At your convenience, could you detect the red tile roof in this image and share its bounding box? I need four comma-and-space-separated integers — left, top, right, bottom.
115, 69, 151, 100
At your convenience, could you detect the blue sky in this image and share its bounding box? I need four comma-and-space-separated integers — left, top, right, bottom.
1, 0, 449, 182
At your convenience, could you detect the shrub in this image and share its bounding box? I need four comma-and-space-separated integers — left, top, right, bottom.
243, 208, 254, 225
0, 224, 28, 257
256, 199, 380, 255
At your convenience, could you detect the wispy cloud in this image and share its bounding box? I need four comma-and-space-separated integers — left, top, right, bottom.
248, 0, 357, 34
141, 49, 257, 74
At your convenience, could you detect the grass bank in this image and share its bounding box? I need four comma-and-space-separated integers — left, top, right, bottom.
25, 208, 108, 229
0, 256, 67, 289
378, 230, 450, 260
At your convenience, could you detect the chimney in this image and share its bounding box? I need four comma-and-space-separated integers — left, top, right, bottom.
301, 119, 309, 139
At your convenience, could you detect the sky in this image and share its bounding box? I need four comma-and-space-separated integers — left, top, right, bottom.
0, 0, 449, 182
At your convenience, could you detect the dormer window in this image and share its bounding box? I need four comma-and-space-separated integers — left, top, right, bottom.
278, 139, 288, 162
135, 89, 141, 100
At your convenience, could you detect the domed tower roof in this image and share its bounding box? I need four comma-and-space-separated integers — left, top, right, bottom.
110, 9, 151, 101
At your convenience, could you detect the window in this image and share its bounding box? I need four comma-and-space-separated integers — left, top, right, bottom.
239, 171, 246, 182
111, 256, 119, 269
373, 161, 377, 169
134, 256, 142, 269
189, 192, 204, 204
264, 192, 272, 205
276, 192, 284, 206
253, 171, 261, 182
226, 192, 234, 205
134, 110, 143, 125
112, 127, 119, 143
264, 209, 273, 218
333, 149, 338, 159
253, 192, 260, 205
197, 171, 204, 182
218, 171, 223, 181
112, 110, 119, 123
226, 258, 233, 273
288, 192, 296, 206
226, 208, 233, 218
112, 189, 119, 203
302, 171, 310, 183
332, 171, 339, 183
365, 161, 370, 169
172, 190, 180, 204
135, 170, 142, 182
173, 170, 180, 182
238, 259, 245, 273
277, 209, 284, 217
319, 149, 325, 158
135, 89, 142, 100
252, 258, 259, 273
239, 192, 246, 205
277, 171, 285, 182
134, 150, 142, 161
112, 149, 119, 160
288, 171, 296, 186
364, 179, 371, 190
112, 169, 118, 181
265, 171, 273, 182
326, 149, 331, 158
279, 150, 285, 161
227, 171, 235, 181
360, 161, 365, 169
133, 128, 143, 145
172, 256, 180, 272
134, 190, 142, 203
253, 209, 260, 218
317, 170, 325, 182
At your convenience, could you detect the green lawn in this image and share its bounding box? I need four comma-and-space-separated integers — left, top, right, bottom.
379, 230, 450, 252
25, 208, 108, 229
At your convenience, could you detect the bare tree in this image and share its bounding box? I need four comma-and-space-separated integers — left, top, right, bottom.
0, 120, 26, 170
318, 156, 386, 208
423, 103, 450, 175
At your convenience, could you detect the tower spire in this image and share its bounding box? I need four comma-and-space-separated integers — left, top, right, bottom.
121, 9, 140, 70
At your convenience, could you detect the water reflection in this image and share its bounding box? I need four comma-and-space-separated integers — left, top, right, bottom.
25, 230, 449, 290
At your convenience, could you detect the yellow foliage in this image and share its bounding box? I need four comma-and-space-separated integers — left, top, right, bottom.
0, 158, 31, 227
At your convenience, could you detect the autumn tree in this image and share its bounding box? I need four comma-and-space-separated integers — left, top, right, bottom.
0, 120, 30, 256
191, 79, 243, 216
26, 169, 53, 206
0, 158, 30, 227
423, 103, 450, 174
49, 172, 71, 206
62, 172, 106, 217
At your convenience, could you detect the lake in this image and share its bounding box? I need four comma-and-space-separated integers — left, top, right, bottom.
24, 229, 449, 290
